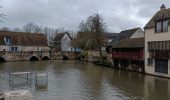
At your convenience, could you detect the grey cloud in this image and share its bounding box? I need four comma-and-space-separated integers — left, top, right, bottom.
0, 0, 169, 32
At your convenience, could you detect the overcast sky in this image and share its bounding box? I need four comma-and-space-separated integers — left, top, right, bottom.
0, 0, 169, 32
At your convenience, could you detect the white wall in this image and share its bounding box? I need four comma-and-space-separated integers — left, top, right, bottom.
130, 28, 144, 38
61, 34, 72, 52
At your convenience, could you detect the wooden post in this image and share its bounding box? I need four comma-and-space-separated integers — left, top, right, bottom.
112, 59, 114, 68
118, 59, 121, 68
129, 59, 131, 69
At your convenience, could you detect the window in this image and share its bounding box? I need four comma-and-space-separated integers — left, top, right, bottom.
156, 19, 168, 33
11, 47, 18, 51
4, 37, 11, 46
155, 59, 168, 74
156, 21, 161, 32
148, 41, 170, 51
163, 20, 168, 32
148, 58, 153, 66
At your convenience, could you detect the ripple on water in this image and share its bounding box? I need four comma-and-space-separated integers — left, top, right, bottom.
0, 61, 170, 100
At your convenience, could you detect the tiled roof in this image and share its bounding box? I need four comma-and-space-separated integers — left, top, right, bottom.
144, 8, 170, 29
104, 33, 118, 39
109, 28, 140, 46
53, 32, 72, 42
118, 28, 139, 39
112, 37, 144, 48
0, 31, 48, 46
53, 33, 65, 42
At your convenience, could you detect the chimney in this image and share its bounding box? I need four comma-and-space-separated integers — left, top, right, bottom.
160, 4, 166, 11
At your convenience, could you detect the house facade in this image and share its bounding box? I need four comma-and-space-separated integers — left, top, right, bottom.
112, 28, 144, 72
0, 31, 49, 51
144, 4, 170, 77
53, 32, 72, 52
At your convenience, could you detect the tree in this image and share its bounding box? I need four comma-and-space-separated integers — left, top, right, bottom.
55, 27, 66, 33
34, 25, 42, 33
23, 22, 42, 33
43, 27, 55, 39
77, 13, 107, 50
23, 22, 36, 33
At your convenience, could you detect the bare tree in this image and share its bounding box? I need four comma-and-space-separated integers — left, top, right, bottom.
23, 22, 43, 33
43, 27, 55, 38
55, 27, 66, 33
34, 25, 42, 33
77, 13, 107, 50
23, 22, 36, 33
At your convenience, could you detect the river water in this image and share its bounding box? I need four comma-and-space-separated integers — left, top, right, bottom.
0, 60, 170, 100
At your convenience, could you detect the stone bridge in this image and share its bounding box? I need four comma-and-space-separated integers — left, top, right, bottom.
0, 51, 60, 62
0, 51, 78, 62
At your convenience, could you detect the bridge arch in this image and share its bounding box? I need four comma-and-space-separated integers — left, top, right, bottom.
29, 56, 39, 61
0, 57, 5, 62
41, 56, 50, 60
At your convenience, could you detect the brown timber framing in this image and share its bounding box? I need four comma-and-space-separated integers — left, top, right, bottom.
148, 41, 170, 59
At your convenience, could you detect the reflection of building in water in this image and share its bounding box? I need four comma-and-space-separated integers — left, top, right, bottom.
144, 76, 169, 100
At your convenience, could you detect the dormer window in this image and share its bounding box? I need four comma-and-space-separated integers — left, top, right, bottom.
155, 19, 168, 33
4, 36, 11, 46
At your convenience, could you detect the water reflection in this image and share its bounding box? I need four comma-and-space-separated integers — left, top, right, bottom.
0, 61, 170, 100
35, 84, 48, 92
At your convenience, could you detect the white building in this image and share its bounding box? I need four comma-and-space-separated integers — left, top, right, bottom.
144, 4, 170, 77
53, 32, 73, 52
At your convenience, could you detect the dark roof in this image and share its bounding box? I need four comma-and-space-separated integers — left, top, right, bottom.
144, 8, 170, 29
53, 32, 72, 42
112, 37, 144, 48
109, 28, 140, 46
118, 28, 139, 39
104, 33, 118, 39
0, 31, 48, 46
53, 33, 65, 41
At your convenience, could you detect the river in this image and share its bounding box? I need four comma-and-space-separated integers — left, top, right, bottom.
0, 60, 169, 100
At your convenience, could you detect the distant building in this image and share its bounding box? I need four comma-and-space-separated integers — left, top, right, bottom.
144, 4, 170, 77
53, 32, 73, 52
112, 27, 144, 72
104, 33, 119, 44
108, 27, 144, 53
0, 31, 49, 51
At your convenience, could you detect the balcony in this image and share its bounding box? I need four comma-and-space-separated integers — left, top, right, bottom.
112, 51, 143, 60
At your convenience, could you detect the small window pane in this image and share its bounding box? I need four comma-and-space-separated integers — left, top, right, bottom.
163, 20, 168, 32
148, 58, 153, 66
156, 21, 162, 32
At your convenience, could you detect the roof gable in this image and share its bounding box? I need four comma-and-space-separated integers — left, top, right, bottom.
108, 28, 141, 46
53, 32, 72, 42
144, 8, 170, 29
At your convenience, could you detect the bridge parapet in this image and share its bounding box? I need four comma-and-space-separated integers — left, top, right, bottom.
0, 51, 78, 61
0, 51, 59, 61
